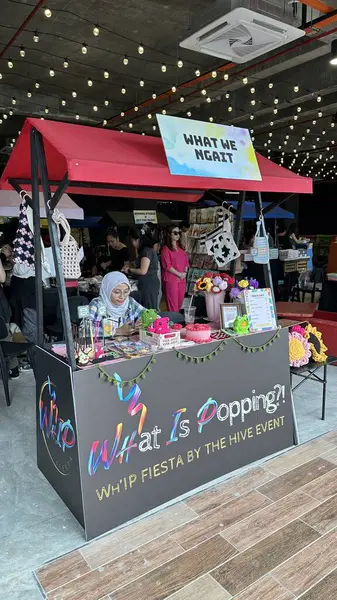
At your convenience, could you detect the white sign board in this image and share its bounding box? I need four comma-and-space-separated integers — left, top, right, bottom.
244, 288, 277, 333
133, 210, 158, 225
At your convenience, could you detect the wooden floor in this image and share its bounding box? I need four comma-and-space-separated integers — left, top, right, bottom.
35, 431, 337, 600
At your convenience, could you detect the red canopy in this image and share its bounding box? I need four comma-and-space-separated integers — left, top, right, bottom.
0, 118, 312, 200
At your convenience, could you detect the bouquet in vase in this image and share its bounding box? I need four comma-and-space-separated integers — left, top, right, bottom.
194, 272, 235, 323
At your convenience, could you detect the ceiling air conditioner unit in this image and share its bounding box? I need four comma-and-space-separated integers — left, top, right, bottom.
180, 7, 305, 63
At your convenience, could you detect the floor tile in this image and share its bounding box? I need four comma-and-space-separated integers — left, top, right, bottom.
263, 439, 336, 477
301, 494, 337, 534
301, 468, 337, 500
232, 575, 294, 600
35, 550, 90, 594
222, 490, 320, 551
185, 467, 274, 515
212, 520, 320, 596
0, 571, 44, 600
322, 431, 337, 445
258, 458, 335, 501
109, 535, 236, 600
296, 567, 337, 599
171, 490, 271, 550
322, 447, 337, 465
47, 535, 183, 600
273, 528, 337, 596
81, 503, 196, 569
165, 575, 231, 600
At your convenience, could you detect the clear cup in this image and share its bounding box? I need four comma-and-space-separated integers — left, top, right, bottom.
184, 306, 196, 324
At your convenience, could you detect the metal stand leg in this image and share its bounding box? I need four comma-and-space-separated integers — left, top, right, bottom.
322, 363, 327, 420
291, 388, 299, 445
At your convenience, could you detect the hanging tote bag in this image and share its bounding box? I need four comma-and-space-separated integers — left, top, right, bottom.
52, 209, 81, 279
253, 218, 270, 264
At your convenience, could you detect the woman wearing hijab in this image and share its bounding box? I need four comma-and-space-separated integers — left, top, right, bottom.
89, 272, 145, 337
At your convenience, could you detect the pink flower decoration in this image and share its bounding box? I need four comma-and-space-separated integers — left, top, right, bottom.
291, 324, 306, 337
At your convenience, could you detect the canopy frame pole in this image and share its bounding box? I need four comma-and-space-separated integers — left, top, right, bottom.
34, 131, 77, 372
31, 128, 44, 347
230, 191, 245, 277
262, 194, 295, 216
254, 191, 276, 308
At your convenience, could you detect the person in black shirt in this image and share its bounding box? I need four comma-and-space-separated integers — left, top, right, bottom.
100, 228, 130, 273
123, 228, 160, 309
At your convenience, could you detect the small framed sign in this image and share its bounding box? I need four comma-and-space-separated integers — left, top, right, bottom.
77, 305, 90, 319
220, 303, 242, 329
243, 288, 277, 333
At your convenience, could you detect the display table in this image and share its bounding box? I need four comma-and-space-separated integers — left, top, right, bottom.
36, 327, 294, 540
291, 357, 337, 421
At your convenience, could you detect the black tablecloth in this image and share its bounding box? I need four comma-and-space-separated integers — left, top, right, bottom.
319, 280, 337, 312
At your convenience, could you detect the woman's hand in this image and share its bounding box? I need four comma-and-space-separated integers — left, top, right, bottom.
116, 324, 136, 336
122, 265, 130, 274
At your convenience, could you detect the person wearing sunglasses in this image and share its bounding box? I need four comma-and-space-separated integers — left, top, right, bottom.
161, 224, 189, 312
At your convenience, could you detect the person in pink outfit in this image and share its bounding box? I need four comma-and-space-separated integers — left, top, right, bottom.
161, 225, 189, 312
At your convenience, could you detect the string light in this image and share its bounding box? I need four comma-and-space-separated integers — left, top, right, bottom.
317, 95, 322, 102
187, 111, 191, 117
72, 90, 77, 97
313, 119, 316, 124
195, 69, 200, 77
162, 109, 167, 114
297, 106, 302, 112
93, 24, 100, 36
318, 111, 323, 117
209, 117, 214, 122
225, 92, 230, 99
250, 87, 255, 94
129, 123, 133, 128
138, 43, 144, 54
211, 71, 217, 78
104, 99, 109, 106
171, 86, 176, 93
123, 55, 129, 66
274, 97, 279, 104
3, 114, 7, 119
242, 77, 248, 84
75, 114, 79, 120
19, 46, 25, 58
294, 85, 299, 92
177, 59, 183, 68
139, 79, 145, 87
148, 113, 152, 119
250, 114, 254, 120
268, 82, 273, 88
161, 63, 167, 72
81, 43, 88, 55
121, 86, 126, 94
152, 125, 156, 130
251, 99, 256, 106
294, 115, 298, 120
104, 69, 109, 79
33, 31, 39, 43
93, 105, 98, 112
61, 99, 66, 106
103, 120, 107, 126
270, 121, 274, 126
120, 112, 125, 117
44, 7, 52, 18
152, 92, 157, 99
87, 78, 93, 86
35, 81, 40, 89
206, 97, 211, 103
180, 96, 185, 102
49, 69, 55, 77
273, 108, 278, 114
27, 90, 32, 98
224, 73, 229, 80
228, 105, 233, 112
45, 106, 49, 114
8, 59, 13, 69
63, 58, 69, 68
201, 89, 207, 96
134, 105, 138, 111
0, 74, 2, 80
12, 97, 16, 105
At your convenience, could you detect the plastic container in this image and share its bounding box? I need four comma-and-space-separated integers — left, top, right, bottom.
184, 306, 196, 324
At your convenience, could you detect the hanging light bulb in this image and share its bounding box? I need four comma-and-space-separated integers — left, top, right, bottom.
81, 43, 88, 55
195, 69, 200, 77
121, 112, 125, 117
8, 109, 12, 116
75, 114, 79, 120
180, 96, 185, 102
104, 69, 109, 79
294, 115, 298, 120
7, 59, 13, 69
274, 97, 279, 104
294, 85, 299, 92
138, 43, 144, 54
27, 90, 32, 98
45, 106, 49, 114
296, 106, 302, 113
171, 86, 176, 93
211, 71, 217, 78
250, 87, 255, 94
148, 113, 152, 119
121, 86, 126, 94
103, 120, 107, 126
12, 97, 16, 105
273, 108, 278, 114
33, 31, 39, 43
242, 77, 248, 84
251, 99, 256, 106
161, 63, 167, 72
49, 68, 55, 77
269, 132, 273, 137
153, 125, 157, 130
162, 109, 167, 114
139, 79, 145, 87
225, 92, 230, 99
93, 24, 100, 36
44, 7, 52, 17
270, 121, 274, 126
206, 97, 211, 103
177, 59, 183, 68
317, 95, 322, 102
224, 73, 229, 80
268, 82, 273, 88
228, 105, 233, 112
35, 80, 40, 89
187, 111, 191, 117
63, 58, 69, 68
290, 124, 294, 129
129, 123, 133, 129
209, 117, 214, 122
72, 90, 77, 97
201, 89, 207, 96
0, 73, 2, 80
134, 105, 138, 111
19, 46, 26, 58
61, 99, 66, 106
318, 111, 323, 117
87, 78, 93, 87
250, 114, 254, 120
3, 114, 7, 119
152, 92, 157, 99
122, 55, 129, 66
104, 99, 109, 106
93, 105, 98, 112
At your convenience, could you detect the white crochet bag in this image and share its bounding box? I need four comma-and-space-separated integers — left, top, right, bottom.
52, 209, 81, 279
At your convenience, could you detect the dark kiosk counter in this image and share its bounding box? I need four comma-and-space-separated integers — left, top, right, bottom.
36, 327, 294, 541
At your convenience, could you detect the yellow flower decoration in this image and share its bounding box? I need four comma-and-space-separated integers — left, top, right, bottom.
238, 279, 249, 289
304, 324, 328, 363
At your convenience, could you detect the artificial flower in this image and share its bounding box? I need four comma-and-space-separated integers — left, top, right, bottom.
289, 331, 311, 367
249, 278, 259, 289
230, 287, 241, 299
291, 324, 306, 337
304, 324, 328, 362
238, 279, 249, 289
